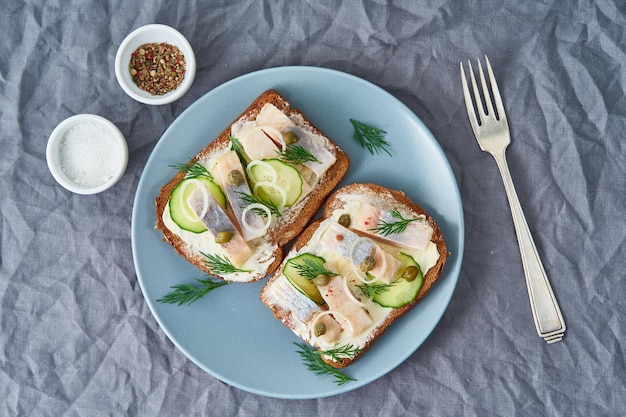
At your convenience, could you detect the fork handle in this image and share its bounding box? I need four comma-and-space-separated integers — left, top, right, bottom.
492, 152, 566, 340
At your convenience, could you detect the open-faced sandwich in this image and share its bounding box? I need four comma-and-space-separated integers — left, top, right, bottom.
155, 90, 350, 283
260, 183, 448, 368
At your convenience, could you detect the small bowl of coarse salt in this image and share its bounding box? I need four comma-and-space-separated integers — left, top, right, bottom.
115, 24, 196, 105
46, 114, 128, 195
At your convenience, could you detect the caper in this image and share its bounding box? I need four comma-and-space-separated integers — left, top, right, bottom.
360, 255, 376, 272
312, 274, 330, 286
283, 131, 299, 145
402, 266, 419, 282
338, 213, 351, 228
215, 230, 234, 244
314, 322, 326, 337
228, 170, 244, 186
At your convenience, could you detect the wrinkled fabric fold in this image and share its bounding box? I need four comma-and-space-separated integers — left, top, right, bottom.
1, 0, 625, 415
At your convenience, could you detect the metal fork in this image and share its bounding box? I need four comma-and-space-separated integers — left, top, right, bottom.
460, 56, 566, 344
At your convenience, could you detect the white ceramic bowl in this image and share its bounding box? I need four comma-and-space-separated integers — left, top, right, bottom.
115, 24, 196, 105
46, 114, 129, 195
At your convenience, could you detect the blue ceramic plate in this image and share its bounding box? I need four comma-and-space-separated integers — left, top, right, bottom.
131, 66, 464, 399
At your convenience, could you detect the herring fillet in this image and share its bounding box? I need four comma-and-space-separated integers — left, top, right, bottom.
187, 186, 253, 267
212, 150, 266, 241
318, 222, 402, 283
349, 202, 434, 252
254, 104, 337, 178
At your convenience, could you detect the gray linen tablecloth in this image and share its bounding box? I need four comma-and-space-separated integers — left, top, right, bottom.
2, 0, 625, 415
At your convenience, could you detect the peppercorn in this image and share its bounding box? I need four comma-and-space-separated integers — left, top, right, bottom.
129, 42, 186, 95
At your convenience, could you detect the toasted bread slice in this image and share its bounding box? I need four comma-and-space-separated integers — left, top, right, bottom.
260, 183, 448, 367
155, 90, 349, 282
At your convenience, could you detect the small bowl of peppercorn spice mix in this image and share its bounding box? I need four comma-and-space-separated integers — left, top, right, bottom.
46, 114, 129, 195
115, 24, 196, 105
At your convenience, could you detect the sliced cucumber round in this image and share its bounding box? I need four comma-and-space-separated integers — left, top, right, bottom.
371, 252, 423, 308
248, 158, 303, 207
282, 253, 326, 305
169, 177, 226, 233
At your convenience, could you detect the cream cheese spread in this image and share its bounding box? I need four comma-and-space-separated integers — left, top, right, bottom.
263, 194, 440, 357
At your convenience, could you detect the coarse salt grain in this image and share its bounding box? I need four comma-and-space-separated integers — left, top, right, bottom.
59, 122, 122, 188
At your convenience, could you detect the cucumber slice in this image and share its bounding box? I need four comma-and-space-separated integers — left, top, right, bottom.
169, 177, 227, 233
248, 158, 303, 207
370, 252, 423, 308
282, 253, 326, 305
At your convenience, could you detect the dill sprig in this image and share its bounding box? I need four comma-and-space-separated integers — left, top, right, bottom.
292, 258, 338, 280
201, 252, 252, 275
170, 161, 214, 180
369, 209, 419, 237
357, 282, 395, 298
157, 278, 229, 306
237, 191, 282, 218
349, 119, 391, 156
277, 145, 321, 165
319, 344, 361, 362
294, 343, 358, 386
229, 135, 248, 168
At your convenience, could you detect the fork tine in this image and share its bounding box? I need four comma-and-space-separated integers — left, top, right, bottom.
476, 57, 495, 119
467, 60, 485, 124
484, 56, 507, 123
460, 62, 480, 130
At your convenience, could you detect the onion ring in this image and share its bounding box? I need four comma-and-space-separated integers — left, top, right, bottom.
241, 203, 272, 234
341, 274, 368, 307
